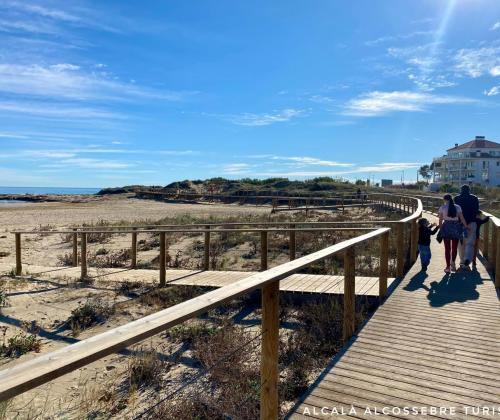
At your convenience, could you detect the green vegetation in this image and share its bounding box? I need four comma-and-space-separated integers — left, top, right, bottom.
98, 177, 372, 198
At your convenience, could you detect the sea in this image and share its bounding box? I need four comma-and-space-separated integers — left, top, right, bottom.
0, 187, 100, 204
0, 186, 100, 195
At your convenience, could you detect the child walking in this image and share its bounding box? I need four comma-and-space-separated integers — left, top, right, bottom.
418, 218, 439, 271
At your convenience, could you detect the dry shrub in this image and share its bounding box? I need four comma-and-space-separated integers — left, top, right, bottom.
88, 248, 131, 268
117, 280, 143, 296
0, 326, 41, 358
151, 395, 226, 420
165, 320, 216, 344
138, 285, 206, 309
67, 297, 115, 336
127, 347, 165, 391
57, 252, 73, 266
82, 220, 113, 244
189, 324, 260, 419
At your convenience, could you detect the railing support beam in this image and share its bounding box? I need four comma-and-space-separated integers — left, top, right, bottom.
204, 226, 210, 271
131, 228, 137, 269
260, 280, 279, 420
261, 230, 268, 271
396, 223, 404, 277
495, 226, 500, 288
379, 231, 389, 299
343, 246, 356, 341
160, 232, 166, 286
289, 225, 296, 261
72, 229, 78, 267
80, 232, 87, 280
15, 233, 22, 276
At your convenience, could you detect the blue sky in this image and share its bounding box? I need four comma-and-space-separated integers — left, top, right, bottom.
1, 0, 500, 187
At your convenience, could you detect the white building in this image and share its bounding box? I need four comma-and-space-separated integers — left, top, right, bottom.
432, 136, 500, 187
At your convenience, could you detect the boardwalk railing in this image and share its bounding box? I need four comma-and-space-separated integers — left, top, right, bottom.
2, 193, 423, 418
11, 193, 422, 281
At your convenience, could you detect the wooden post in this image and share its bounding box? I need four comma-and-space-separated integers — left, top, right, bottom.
492, 225, 497, 271
261, 230, 268, 271
72, 229, 78, 267
495, 226, 500, 288
289, 224, 296, 261
204, 226, 210, 271
379, 231, 389, 299
131, 228, 137, 269
15, 233, 22, 276
80, 232, 87, 280
410, 220, 418, 263
260, 280, 279, 420
343, 247, 356, 342
396, 223, 404, 277
159, 232, 166, 286
483, 220, 490, 260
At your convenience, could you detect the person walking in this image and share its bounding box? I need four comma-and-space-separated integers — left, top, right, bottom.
438, 194, 468, 273
418, 218, 439, 271
454, 185, 479, 270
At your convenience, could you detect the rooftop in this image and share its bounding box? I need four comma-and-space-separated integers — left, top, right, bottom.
447, 136, 500, 152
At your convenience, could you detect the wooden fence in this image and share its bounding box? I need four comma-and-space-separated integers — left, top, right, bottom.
2, 193, 423, 419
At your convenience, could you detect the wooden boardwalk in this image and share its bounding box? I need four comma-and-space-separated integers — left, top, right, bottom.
290, 213, 500, 419
0, 264, 394, 296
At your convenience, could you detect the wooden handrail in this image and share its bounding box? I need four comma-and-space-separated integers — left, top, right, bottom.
0, 227, 390, 402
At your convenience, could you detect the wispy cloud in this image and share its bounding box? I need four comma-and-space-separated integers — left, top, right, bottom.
366, 30, 435, 47
454, 47, 500, 78
490, 22, 500, 31
343, 91, 474, 117
42, 158, 133, 170
0, 101, 124, 120
270, 156, 353, 167
0, 64, 192, 102
225, 109, 306, 126
484, 86, 500, 96
254, 162, 421, 178
222, 163, 252, 175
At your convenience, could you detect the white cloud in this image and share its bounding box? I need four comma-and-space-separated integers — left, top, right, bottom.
0, 64, 190, 101
255, 162, 421, 178
42, 158, 133, 170
491, 66, 500, 77
227, 109, 306, 126
222, 163, 252, 174
0, 101, 124, 119
454, 47, 500, 78
490, 22, 500, 31
270, 156, 354, 167
365, 30, 435, 47
343, 91, 474, 117
484, 86, 500, 96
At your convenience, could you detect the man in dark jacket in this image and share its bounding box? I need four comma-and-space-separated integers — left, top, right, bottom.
454, 184, 479, 269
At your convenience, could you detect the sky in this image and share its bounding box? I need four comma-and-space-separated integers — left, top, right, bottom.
1, 0, 500, 188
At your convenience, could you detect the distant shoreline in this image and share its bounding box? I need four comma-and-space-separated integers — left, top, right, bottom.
0, 186, 100, 196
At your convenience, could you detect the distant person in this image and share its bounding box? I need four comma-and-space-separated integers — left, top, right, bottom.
417, 218, 439, 271
362, 190, 368, 201
438, 194, 468, 273
454, 185, 479, 270
473, 211, 490, 268
356, 188, 361, 200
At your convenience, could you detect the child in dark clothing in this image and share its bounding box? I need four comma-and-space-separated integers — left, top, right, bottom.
418, 218, 439, 271
473, 212, 490, 268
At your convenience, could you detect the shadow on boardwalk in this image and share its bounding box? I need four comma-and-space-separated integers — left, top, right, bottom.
404, 269, 483, 307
